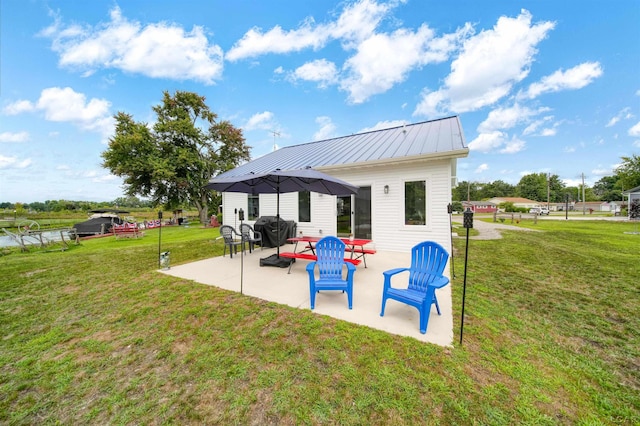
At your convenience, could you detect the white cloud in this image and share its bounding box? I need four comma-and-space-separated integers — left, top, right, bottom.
633, 140, 640, 147
290, 59, 338, 88
606, 107, 633, 127
0, 155, 32, 169
41, 6, 223, 84
415, 10, 555, 117
468, 131, 506, 152
475, 163, 489, 173
477, 104, 547, 133
226, 0, 391, 61
226, 21, 331, 61
563, 146, 576, 153
244, 111, 276, 131
342, 23, 471, 103
358, 120, 408, 133
0, 131, 29, 143
2, 100, 35, 115
591, 167, 611, 176
5, 87, 114, 137
628, 121, 640, 136
521, 115, 560, 136
521, 62, 603, 99
499, 136, 526, 153
227, 0, 470, 103
313, 116, 336, 141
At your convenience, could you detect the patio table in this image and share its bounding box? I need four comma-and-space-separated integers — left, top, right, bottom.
286, 236, 376, 268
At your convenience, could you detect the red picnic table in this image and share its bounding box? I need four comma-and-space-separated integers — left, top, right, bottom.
280, 235, 376, 273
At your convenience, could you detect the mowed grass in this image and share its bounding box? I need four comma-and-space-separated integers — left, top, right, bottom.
1, 220, 638, 424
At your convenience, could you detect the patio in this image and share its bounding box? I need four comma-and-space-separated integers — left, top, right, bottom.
160, 243, 454, 346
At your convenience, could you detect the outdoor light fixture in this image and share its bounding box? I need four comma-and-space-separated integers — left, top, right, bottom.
384, 185, 389, 194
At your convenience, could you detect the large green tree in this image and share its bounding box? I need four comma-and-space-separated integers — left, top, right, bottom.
516, 173, 565, 202
615, 154, 640, 191
593, 175, 623, 202
102, 91, 250, 224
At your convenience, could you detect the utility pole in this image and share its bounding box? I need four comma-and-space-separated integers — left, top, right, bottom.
547, 173, 551, 210
581, 173, 586, 215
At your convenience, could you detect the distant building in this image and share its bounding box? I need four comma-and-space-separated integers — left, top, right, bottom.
462, 201, 498, 213
623, 186, 640, 218
488, 197, 540, 210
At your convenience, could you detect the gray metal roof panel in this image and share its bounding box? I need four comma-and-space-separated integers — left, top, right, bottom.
219, 116, 468, 178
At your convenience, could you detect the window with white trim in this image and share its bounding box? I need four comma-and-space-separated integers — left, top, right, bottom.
404, 180, 426, 225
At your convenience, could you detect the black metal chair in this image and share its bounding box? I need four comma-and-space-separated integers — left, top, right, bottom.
220, 225, 244, 258
239, 223, 263, 253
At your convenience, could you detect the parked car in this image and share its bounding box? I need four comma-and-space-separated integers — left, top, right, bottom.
529, 207, 550, 215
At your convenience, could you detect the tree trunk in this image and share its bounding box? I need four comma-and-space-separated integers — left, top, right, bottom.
195, 195, 209, 226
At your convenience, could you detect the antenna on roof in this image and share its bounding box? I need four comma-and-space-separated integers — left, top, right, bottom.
271, 130, 281, 152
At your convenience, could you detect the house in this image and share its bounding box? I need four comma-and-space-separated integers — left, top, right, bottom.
488, 197, 541, 210
573, 202, 605, 213
623, 185, 640, 218
462, 201, 498, 213
215, 116, 469, 253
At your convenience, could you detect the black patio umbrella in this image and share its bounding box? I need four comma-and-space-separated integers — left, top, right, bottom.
206, 168, 359, 267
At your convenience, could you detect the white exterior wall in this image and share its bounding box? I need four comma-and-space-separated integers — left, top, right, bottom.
327, 159, 453, 253
221, 158, 455, 254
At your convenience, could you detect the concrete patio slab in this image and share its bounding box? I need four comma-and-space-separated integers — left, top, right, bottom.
160, 243, 453, 346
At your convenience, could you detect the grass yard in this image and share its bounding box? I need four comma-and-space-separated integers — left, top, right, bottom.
1, 220, 638, 424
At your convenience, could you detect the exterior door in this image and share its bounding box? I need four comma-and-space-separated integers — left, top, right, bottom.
336, 186, 371, 239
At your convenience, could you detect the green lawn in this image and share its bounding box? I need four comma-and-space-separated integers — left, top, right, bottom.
1, 220, 638, 424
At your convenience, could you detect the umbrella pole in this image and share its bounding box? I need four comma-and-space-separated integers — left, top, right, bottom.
276, 189, 280, 257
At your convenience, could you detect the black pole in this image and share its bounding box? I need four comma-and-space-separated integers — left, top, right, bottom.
157, 210, 163, 268
448, 203, 455, 278
565, 194, 569, 220
460, 207, 473, 345
276, 187, 281, 257
238, 208, 245, 295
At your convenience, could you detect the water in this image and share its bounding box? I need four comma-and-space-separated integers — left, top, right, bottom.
0, 229, 74, 248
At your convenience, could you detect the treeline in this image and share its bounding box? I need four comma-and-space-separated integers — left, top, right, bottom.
454, 155, 639, 203
0, 196, 154, 214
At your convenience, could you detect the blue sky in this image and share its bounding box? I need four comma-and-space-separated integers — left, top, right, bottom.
1, 0, 639, 203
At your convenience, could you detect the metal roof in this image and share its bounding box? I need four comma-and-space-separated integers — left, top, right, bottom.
218, 116, 468, 178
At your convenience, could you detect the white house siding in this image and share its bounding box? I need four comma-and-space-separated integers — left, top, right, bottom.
325, 158, 453, 253
220, 159, 453, 254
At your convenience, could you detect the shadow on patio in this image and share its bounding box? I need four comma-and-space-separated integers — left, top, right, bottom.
160, 243, 453, 346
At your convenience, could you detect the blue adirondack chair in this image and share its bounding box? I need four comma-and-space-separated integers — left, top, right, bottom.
306, 236, 356, 309
380, 241, 450, 334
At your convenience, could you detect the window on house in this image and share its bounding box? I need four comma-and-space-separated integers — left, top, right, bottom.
405, 180, 426, 225
248, 195, 259, 220
299, 191, 311, 222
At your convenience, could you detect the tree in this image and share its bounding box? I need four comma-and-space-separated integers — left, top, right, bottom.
615, 154, 640, 191
516, 173, 566, 202
478, 180, 515, 199
593, 175, 623, 201
102, 91, 250, 224
452, 181, 483, 201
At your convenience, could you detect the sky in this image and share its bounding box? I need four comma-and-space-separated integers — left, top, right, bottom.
1, 0, 639, 203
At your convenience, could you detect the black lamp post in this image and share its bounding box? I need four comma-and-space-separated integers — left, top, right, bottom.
447, 203, 455, 278
158, 210, 163, 268
460, 207, 473, 345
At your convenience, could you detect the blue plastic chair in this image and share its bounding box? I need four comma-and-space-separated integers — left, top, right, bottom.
380, 241, 450, 334
306, 236, 356, 309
